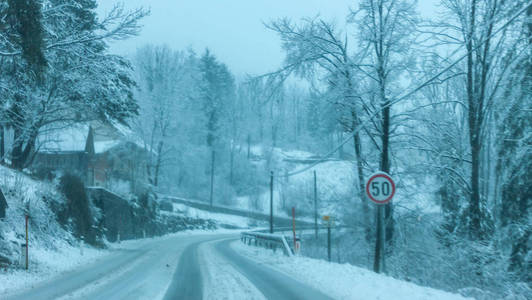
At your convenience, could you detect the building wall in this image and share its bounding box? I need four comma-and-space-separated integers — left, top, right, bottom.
33, 141, 149, 192
33, 152, 89, 182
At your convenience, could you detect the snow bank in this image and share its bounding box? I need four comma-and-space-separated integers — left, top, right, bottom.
0, 239, 106, 296
171, 203, 252, 228
0, 165, 110, 295
233, 241, 470, 300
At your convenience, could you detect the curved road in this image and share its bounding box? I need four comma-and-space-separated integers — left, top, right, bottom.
4, 232, 331, 300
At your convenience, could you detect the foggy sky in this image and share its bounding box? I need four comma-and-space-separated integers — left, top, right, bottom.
97, 1, 438, 77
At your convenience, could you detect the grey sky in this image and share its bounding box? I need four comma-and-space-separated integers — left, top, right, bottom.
97, 1, 438, 77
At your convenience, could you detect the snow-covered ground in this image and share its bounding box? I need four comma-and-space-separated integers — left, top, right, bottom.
0, 240, 107, 295
171, 203, 254, 228
246, 145, 442, 218
200, 239, 265, 300
0, 229, 241, 297
0, 165, 96, 295
232, 241, 470, 300
0, 164, 253, 297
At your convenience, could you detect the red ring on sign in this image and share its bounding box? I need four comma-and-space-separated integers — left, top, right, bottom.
366, 173, 395, 204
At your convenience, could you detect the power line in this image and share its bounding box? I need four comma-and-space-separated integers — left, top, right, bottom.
276, 1, 532, 178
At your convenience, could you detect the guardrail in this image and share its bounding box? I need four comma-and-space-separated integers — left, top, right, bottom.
241, 224, 353, 257
241, 231, 293, 256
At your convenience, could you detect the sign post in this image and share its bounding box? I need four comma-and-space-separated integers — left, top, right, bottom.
366, 172, 395, 274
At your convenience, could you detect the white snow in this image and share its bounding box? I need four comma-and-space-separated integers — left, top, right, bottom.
38, 123, 90, 152
247, 145, 445, 221
200, 239, 266, 300
93, 140, 121, 154
232, 241, 471, 300
0, 229, 242, 298
171, 203, 253, 228
0, 241, 107, 296
0, 165, 109, 296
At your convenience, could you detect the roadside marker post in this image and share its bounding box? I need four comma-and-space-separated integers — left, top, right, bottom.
80, 235, 84, 256
366, 172, 396, 274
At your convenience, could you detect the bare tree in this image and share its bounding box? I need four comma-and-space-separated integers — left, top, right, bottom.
134, 45, 187, 187
267, 17, 372, 235
433, 0, 528, 240
349, 0, 418, 272
0, 2, 148, 169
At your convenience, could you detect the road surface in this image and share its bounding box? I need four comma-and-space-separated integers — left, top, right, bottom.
4, 232, 331, 300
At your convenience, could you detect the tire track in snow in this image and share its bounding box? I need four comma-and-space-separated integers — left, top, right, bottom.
199, 238, 266, 300
214, 239, 332, 300
163, 240, 204, 300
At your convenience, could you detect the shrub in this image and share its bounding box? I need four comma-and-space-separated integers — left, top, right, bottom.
58, 174, 96, 245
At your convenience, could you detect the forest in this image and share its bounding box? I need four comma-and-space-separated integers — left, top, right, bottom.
0, 1, 530, 299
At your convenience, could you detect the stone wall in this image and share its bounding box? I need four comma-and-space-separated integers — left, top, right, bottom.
87, 187, 137, 242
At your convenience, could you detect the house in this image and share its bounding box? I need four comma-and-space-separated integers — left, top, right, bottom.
32, 121, 149, 192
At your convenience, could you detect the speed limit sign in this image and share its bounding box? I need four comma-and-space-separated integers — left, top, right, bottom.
366, 172, 395, 204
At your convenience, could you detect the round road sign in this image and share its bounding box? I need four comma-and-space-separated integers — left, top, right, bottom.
366, 172, 395, 204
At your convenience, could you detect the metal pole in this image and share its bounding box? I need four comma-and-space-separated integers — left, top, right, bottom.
327, 224, 331, 262
314, 170, 318, 239
210, 150, 215, 207
270, 171, 274, 233
373, 205, 385, 273
25, 214, 28, 269
381, 205, 386, 273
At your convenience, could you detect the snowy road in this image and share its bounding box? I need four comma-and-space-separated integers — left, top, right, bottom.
4, 232, 330, 300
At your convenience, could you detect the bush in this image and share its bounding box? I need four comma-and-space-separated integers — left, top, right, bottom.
58, 174, 97, 245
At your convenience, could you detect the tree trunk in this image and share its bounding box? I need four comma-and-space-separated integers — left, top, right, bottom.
154, 140, 163, 187
19, 127, 39, 169
209, 149, 215, 206
380, 92, 394, 245
377, 60, 393, 245
0, 125, 4, 164
466, 0, 482, 240
344, 70, 370, 238
11, 127, 24, 170
353, 122, 370, 240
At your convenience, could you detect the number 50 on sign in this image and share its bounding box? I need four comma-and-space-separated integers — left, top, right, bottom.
366, 172, 396, 205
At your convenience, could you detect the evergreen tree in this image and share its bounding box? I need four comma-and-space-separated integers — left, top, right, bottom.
0, 1, 146, 169
6, 0, 46, 77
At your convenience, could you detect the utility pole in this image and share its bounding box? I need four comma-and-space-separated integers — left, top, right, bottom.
23, 199, 29, 270
327, 222, 331, 262
292, 207, 296, 252
210, 150, 215, 207
314, 170, 318, 239
25, 214, 28, 269
247, 134, 251, 160
270, 171, 274, 233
